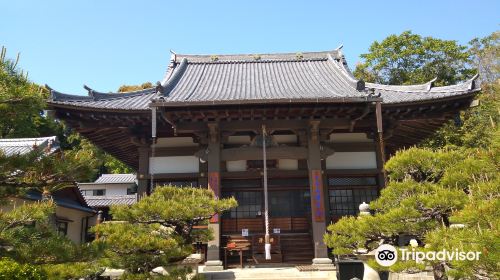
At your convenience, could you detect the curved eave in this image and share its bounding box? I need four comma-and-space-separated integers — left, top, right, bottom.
47, 101, 151, 113
381, 89, 480, 107
150, 96, 381, 107
365, 78, 436, 92
326, 53, 365, 90
366, 74, 480, 105
49, 84, 156, 100
46, 85, 157, 112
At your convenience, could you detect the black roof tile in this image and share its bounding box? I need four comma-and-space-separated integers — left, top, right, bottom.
47, 50, 479, 110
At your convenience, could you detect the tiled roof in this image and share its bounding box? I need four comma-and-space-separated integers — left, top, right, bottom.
366, 75, 479, 104
94, 174, 136, 184
84, 194, 138, 207
46, 49, 480, 109
0, 136, 59, 156
153, 50, 370, 106
48, 86, 155, 111
25, 188, 95, 213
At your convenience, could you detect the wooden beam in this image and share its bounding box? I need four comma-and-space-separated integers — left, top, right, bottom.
325, 169, 379, 175
221, 146, 308, 161
322, 142, 375, 152
153, 146, 199, 157
145, 173, 199, 180
175, 118, 352, 133
221, 169, 308, 179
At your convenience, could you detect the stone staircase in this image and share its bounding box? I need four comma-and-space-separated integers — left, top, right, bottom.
280, 233, 314, 264
200, 267, 335, 280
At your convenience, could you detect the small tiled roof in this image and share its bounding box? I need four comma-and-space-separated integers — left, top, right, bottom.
84, 194, 138, 207
48, 86, 155, 111
94, 174, 136, 184
366, 75, 479, 104
0, 136, 59, 156
25, 188, 95, 213
46, 49, 480, 110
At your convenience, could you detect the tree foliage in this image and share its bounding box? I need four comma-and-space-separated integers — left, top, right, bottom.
0, 258, 47, 280
0, 200, 55, 239
41, 262, 103, 280
63, 132, 133, 177
0, 48, 115, 278
0, 200, 103, 280
0, 46, 133, 180
93, 185, 237, 274
423, 35, 500, 150
0, 200, 92, 264
0, 47, 54, 139
118, 82, 153, 93
325, 146, 499, 278
353, 31, 474, 86
469, 31, 500, 84
0, 147, 98, 200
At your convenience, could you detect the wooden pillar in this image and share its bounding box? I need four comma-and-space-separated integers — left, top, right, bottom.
375, 101, 387, 187
307, 121, 333, 266
204, 123, 224, 271
137, 147, 150, 196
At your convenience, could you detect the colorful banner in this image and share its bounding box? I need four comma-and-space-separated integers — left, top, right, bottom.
208, 172, 220, 223
311, 169, 325, 222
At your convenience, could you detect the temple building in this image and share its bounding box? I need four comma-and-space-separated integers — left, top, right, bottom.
46, 49, 479, 269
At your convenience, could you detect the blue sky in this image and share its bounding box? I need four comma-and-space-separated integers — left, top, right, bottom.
1, 0, 498, 94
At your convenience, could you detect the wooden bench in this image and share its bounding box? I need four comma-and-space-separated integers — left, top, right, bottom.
222, 235, 252, 268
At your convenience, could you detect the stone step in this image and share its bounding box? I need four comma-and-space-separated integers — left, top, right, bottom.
283, 246, 314, 251
280, 233, 314, 264
200, 267, 335, 280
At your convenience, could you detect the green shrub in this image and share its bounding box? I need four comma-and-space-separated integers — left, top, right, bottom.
42, 262, 103, 280
0, 258, 47, 280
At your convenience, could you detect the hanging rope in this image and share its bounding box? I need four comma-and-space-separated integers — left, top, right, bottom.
262, 125, 271, 260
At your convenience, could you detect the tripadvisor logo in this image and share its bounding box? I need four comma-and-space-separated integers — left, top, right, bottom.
375, 244, 482, 267
375, 244, 398, 267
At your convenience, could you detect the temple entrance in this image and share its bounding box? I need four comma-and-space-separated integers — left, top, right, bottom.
268, 190, 311, 233
221, 182, 314, 265
221, 189, 311, 234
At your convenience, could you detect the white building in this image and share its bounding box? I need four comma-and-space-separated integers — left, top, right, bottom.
79, 173, 138, 197
78, 174, 138, 223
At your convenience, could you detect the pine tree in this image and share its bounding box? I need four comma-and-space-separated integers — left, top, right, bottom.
93, 185, 237, 275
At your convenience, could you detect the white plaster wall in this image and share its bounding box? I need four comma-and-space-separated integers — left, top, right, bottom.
329, 133, 373, 143
278, 159, 298, 170
149, 156, 199, 174
78, 183, 132, 196
326, 152, 377, 169
55, 206, 91, 244
226, 160, 247, 171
